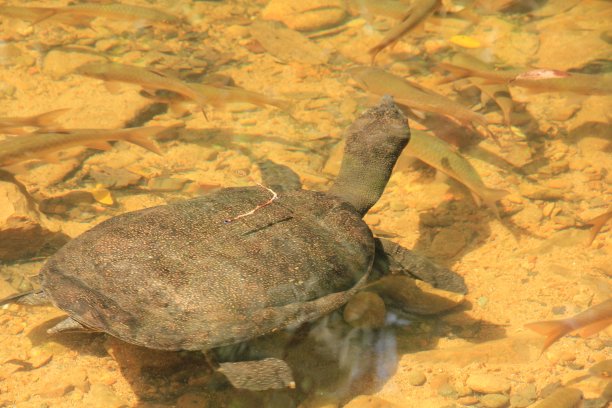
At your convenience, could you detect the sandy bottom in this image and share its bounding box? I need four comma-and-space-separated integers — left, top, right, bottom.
0, 0, 610, 407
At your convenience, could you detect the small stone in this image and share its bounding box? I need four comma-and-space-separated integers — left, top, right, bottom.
480, 393, 509, 408
36, 368, 88, 399
466, 373, 510, 394
551, 305, 567, 315
344, 395, 400, 408
542, 202, 555, 217
343, 291, 386, 329
0, 80, 16, 97
438, 382, 458, 399
546, 178, 572, 189
457, 396, 479, 405
95, 38, 121, 52
0, 181, 68, 260
518, 182, 564, 200
577, 136, 609, 155
586, 338, 605, 351
28, 347, 53, 369
82, 384, 124, 408
262, 0, 346, 32
509, 394, 532, 408
407, 370, 427, 386
552, 214, 576, 228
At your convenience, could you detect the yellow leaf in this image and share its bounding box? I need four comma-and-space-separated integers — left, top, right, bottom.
91, 184, 114, 205
450, 35, 481, 49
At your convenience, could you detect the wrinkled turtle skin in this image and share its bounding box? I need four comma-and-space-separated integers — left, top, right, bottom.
41, 187, 373, 350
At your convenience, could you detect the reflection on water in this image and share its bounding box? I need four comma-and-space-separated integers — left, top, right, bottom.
0, 0, 610, 407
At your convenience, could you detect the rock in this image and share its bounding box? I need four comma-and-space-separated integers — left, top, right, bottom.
28, 346, 53, 369
457, 395, 479, 405
43, 49, 106, 80
343, 291, 386, 329
0, 181, 68, 260
480, 393, 509, 408
437, 382, 458, 399
0, 43, 35, 67
262, 0, 346, 32
36, 367, 88, 399
369, 275, 464, 315
509, 394, 532, 408
89, 166, 143, 189
466, 373, 510, 394
82, 384, 124, 408
518, 182, 564, 201
344, 395, 401, 408
407, 370, 427, 386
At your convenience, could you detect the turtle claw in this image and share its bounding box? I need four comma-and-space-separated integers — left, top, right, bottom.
217, 358, 295, 391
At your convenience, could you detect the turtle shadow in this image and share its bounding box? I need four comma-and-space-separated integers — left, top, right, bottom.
22, 301, 503, 407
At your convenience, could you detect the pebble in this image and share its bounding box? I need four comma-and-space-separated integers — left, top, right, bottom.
0, 80, 16, 97
82, 384, 124, 408
457, 395, 479, 405
407, 370, 427, 386
28, 347, 53, 369
466, 373, 510, 394
343, 291, 386, 329
344, 395, 400, 408
480, 393, 509, 408
542, 202, 555, 217
509, 394, 533, 408
438, 382, 459, 399
518, 182, 564, 200
262, 0, 346, 32
36, 367, 88, 399
0, 181, 68, 261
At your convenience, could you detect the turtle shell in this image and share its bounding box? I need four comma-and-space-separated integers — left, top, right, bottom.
40, 187, 374, 350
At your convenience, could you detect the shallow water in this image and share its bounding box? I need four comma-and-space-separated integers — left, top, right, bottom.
0, 0, 610, 407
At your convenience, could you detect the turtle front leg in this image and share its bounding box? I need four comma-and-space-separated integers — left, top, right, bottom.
373, 238, 467, 294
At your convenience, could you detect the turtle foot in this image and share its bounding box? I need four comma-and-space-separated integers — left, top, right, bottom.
375, 238, 467, 294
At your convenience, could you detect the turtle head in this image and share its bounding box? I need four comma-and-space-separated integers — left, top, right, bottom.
329, 96, 410, 216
